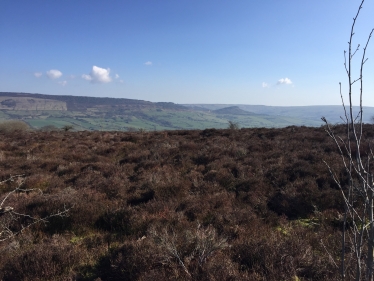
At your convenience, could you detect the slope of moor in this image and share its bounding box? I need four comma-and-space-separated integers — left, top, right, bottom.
0, 125, 370, 280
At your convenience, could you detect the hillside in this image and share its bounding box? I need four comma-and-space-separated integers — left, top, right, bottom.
0, 96, 67, 111
186, 104, 374, 124
0, 92, 159, 111
0, 125, 368, 280
4, 92, 372, 130
0, 92, 323, 130
212, 106, 254, 115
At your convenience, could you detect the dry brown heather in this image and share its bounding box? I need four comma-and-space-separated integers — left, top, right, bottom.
1, 125, 373, 280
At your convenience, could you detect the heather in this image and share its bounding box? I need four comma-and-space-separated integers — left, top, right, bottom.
0, 125, 369, 280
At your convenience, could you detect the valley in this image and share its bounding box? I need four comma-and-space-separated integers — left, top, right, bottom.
2, 92, 368, 131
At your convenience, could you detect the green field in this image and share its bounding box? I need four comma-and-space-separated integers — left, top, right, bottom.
0, 107, 323, 131
0, 92, 330, 131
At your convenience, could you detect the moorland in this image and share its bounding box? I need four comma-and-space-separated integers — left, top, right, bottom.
0, 124, 370, 280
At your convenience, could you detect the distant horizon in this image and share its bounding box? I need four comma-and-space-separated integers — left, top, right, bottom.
1, 91, 374, 108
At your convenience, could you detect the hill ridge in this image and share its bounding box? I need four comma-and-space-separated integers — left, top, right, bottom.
0, 92, 186, 111
213, 106, 257, 115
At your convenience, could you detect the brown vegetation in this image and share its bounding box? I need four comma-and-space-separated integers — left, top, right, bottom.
0, 120, 30, 134
1, 125, 371, 280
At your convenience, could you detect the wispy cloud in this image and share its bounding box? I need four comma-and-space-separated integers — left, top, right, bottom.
34, 72, 43, 78
115, 74, 123, 83
58, 80, 67, 86
46, 69, 63, 79
82, 74, 92, 81
277, 78, 292, 85
144, 61, 152, 66
262, 82, 269, 88
82, 66, 112, 83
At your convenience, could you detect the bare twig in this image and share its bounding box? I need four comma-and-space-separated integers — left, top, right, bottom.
0, 175, 71, 242
322, 1, 373, 280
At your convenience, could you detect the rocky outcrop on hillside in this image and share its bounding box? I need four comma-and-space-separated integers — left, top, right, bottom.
0, 97, 67, 111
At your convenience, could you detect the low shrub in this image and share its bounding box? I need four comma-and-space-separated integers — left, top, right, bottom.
0, 120, 30, 133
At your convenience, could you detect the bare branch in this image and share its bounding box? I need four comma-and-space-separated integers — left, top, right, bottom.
0, 175, 72, 242
322, 1, 374, 279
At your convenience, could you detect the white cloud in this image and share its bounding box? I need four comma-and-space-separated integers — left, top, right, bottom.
115, 74, 120, 79
46, 69, 63, 79
82, 66, 112, 83
34, 72, 42, 78
262, 82, 269, 88
144, 61, 152, 66
58, 80, 67, 86
82, 74, 92, 81
277, 78, 292, 85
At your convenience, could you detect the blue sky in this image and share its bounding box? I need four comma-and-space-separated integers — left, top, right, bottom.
0, 0, 373, 106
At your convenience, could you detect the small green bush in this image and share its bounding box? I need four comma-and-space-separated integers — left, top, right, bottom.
227, 121, 239, 130
62, 125, 74, 131
39, 125, 59, 131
